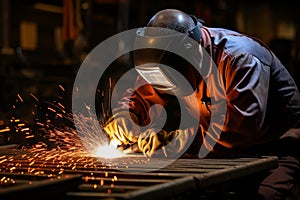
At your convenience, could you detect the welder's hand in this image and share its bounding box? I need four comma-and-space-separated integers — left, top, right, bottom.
103, 114, 140, 145
137, 129, 191, 157
137, 129, 166, 157
162, 129, 191, 157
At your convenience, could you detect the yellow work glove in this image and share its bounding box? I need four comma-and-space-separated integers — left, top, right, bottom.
103, 112, 140, 145
138, 129, 191, 157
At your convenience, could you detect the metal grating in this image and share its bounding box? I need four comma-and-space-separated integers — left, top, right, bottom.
0, 147, 278, 200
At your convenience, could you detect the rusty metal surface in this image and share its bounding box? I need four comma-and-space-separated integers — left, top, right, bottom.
0, 148, 278, 200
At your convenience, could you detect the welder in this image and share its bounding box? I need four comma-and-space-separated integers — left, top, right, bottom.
104, 9, 300, 199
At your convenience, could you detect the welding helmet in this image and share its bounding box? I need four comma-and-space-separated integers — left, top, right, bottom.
134, 9, 203, 96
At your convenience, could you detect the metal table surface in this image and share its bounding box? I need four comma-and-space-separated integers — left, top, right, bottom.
0, 147, 278, 200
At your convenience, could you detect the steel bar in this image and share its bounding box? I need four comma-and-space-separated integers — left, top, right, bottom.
0, 174, 82, 200
0, 148, 278, 200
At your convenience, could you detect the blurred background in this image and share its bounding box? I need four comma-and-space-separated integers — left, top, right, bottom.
0, 0, 299, 146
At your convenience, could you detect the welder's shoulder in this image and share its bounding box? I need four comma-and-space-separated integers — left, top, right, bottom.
209, 27, 273, 66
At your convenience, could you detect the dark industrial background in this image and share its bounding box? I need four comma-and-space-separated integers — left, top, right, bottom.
0, 0, 300, 146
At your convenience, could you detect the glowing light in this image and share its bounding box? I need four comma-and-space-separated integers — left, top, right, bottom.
92, 144, 124, 159
148, 38, 155, 44
58, 84, 65, 91
17, 94, 23, 102
0, 128, 10, 133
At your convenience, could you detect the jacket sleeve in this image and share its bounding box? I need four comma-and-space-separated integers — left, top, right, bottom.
219, 53, 271, 148
112, 75, 169, 127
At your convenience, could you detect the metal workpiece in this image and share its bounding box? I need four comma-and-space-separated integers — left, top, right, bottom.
0, 147, 278, 200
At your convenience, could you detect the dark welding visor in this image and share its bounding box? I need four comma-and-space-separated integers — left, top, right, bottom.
134, 26, 202, 96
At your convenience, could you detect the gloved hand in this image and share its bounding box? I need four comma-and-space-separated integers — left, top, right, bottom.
103, 112, 140, 145
138, 128, 192, 157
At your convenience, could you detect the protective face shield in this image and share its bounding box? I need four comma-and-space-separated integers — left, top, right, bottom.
134, 19, 203, 96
